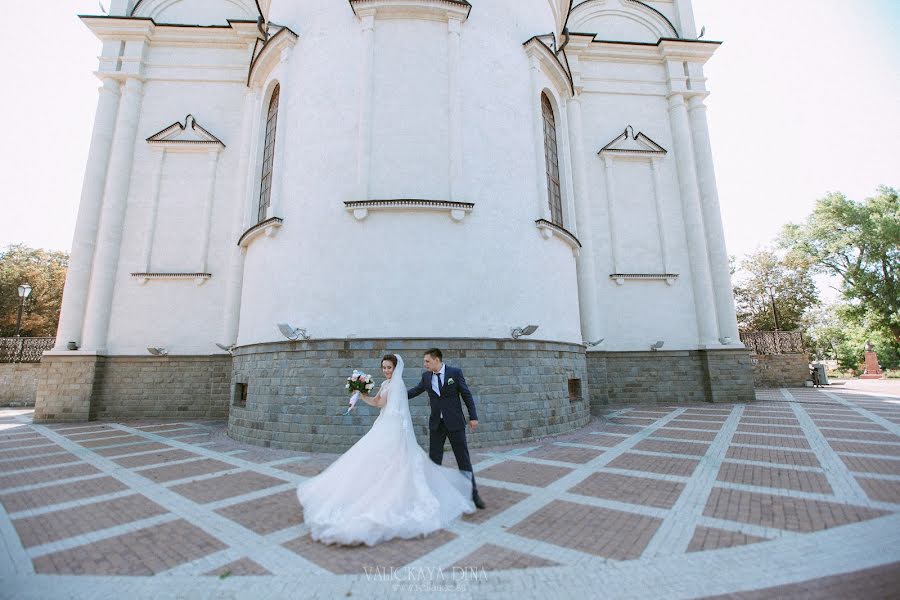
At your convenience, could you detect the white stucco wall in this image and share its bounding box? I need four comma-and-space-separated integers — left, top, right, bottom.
65, 0, 739, 356
237, 0, 582, 346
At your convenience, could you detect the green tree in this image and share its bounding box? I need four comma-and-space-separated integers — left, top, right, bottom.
781, 187, 899, 344
732, 248, 819, 331
0, 244, 69, 337
804, 303, 900, 372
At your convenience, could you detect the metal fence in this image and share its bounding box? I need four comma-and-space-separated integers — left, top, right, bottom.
739, 330, 805, 355
0, 337, 56, 363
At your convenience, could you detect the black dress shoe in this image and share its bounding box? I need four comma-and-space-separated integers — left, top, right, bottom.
472, 491, 486, 510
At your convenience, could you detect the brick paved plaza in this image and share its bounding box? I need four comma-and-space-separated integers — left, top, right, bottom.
1, 383, 899, 599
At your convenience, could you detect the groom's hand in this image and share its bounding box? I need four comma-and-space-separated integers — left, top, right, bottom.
469, 420, 478, 431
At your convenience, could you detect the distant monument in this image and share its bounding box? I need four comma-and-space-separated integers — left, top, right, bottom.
861, 340, 885, 379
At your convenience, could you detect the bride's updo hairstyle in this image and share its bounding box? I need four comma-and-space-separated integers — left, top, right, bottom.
381, 355, 398, 368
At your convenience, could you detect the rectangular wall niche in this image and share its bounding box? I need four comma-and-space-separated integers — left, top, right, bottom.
568, 378, 583, 403
612, 160, 663, 273
233, 382, 248, 407
136, 115, 224, 284
598, 126, 674, 282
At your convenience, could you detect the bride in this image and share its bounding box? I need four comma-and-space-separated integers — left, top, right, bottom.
296, 353, 476, 546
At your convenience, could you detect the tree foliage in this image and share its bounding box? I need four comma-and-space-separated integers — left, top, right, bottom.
0, 244, 69, 337
732, 248, 819, 331
781, 187, 899, 343
803, 303, 899, 372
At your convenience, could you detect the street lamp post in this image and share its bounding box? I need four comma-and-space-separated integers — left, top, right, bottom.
764, 284, 781, 331
764, 283, 782, 354
14, 283, 32, 338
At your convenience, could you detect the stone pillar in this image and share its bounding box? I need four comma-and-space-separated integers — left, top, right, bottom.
222, 89, 260, 346
601, 156, 621, 274
650, 158, 671, 274
141, 148, 166, 271
356, 12, 376, 199
198, 150, 220, 272
447, 16, 463, 201
688, 95, 739, 343
54, 78, 121, 350
667, 93, 719, 346
567, 94, 601, 343
81, 77, 145, 352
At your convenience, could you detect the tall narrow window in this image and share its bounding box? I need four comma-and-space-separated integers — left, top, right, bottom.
258, 84, 280, 223
541, 93, 563, 226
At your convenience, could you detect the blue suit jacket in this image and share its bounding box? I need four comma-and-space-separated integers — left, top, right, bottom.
407, 365, 478, 432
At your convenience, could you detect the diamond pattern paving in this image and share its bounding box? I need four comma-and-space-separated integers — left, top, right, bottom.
449, 543, 560, 571
508, 499, 662, 560
2, 383, 900, 598
31, 519, 226, 575
283, 529, 457, 575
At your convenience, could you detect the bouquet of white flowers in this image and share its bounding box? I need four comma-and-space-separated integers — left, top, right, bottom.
344, 370, 375, 414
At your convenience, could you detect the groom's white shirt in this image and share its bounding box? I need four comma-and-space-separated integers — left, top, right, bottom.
432, 364, 446, 418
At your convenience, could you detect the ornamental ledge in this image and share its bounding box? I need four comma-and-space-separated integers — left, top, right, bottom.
535, 219, 581, 256
610, 273, 679, 286
130, 272, 211, 286
344, 199, 474, 222
237, 217, 284, 248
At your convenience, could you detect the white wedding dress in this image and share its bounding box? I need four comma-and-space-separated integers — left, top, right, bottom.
296, 354, 476, 546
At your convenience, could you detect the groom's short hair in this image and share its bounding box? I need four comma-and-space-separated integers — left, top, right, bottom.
424, 348, 443, 361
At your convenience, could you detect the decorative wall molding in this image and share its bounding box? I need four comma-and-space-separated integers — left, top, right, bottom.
130, 272, 211, 286
598, 125, 666, 158
349, 0, 471, 21
142, 116, 222, 279
598, 125, 671, 276
131, 0, 258, 22
146, 114, 225, 151
247, 26, 298, 89
524, 35, 574, 98
567, 0, 679, 43
344, 199, 474, 222
535, 219, 582, 256
237, 216, 283, 247
609, 273, 679, 286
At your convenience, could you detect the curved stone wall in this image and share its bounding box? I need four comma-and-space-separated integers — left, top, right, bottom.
227, 338, 590, 452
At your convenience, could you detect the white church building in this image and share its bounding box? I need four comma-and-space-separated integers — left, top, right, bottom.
36, 0, 753, 451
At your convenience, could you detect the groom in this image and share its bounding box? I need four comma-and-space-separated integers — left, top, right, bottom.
407, 348, 486, 509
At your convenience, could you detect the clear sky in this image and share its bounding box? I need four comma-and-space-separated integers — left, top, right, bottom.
1, 1, 897, 269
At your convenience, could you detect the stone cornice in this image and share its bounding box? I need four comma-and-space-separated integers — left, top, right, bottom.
349, 0, 471, 21
524, 36, 575, 98
563, 34, 720, 64
79, 15, 260, 47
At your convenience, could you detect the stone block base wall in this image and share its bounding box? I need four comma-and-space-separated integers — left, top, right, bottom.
587, 348, 755, 409
0, 363, 43, 407
751, 352, 810, 387
228, 339, 591, 453
31, 343, 756, 449
33, 354, 231, 423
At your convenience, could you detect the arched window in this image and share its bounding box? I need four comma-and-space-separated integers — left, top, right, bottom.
541, 93, 563, 226
257, 83, 280, 223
